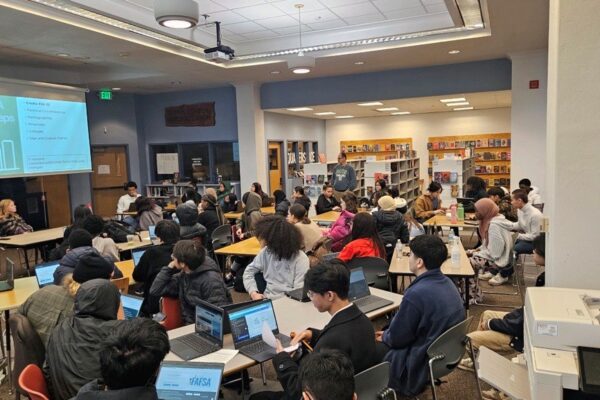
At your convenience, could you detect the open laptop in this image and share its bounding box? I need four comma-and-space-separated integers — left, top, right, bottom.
156, 361, 223, 400
456, 197, 475, 206
0, 257, 15, 292
127, 202, 137, 212
34, 261, 60, 288
286, 285, 309, 302
148, 225, 157, 240
348, 268, 393, 314
170, 300, 224, 361
120, 294, 143, 320
227, 299, 290, 363
131, 248, 146, 267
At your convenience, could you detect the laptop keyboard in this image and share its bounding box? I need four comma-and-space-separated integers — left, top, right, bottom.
353, 296, 392, 313
243, 334, 290, 355
174, 334, 216, 353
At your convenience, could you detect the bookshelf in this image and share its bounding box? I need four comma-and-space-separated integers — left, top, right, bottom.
303, 159, 366, 205
286, 140, 319, 197
364, 158, 421, 205
340, 138, 413, 161
145, 181, 241, 200
427, 133, 511, 188
431, 158, 474, 205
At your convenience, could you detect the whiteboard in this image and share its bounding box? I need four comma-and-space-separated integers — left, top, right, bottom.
156, 153, 179, 174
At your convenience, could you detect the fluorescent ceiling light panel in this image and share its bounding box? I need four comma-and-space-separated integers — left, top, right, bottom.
376, 107, 399, 112
453, 107, 474, 111
445, 102, 470, 106
335, 115, 354, 119
286, 107, 313, 111
314, 112, 336, 116
357, 102, 383, 106
391, 111, 411, 115
440, 97, 466, 103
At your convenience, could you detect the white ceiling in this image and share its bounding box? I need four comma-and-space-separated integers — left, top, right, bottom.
268, 90, 512, 119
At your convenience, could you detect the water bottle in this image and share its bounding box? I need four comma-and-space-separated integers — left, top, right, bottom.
457, 203, 465, 220
448, 230, 455, 243
451, 237, 461, 267
450, 203, 458, 224
396, 239, 402, 260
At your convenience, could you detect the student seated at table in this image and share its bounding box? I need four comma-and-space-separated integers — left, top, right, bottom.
197, 193, 226, 246
274, 189, 291, 217
463, 176, 488, 212
0, 198, 33, 236
388, 187, 408, 214
251, 181, 272, 207
150, 239, 232, 324
370, 178, 390, 207
487, 186, 518, 222
216, 181, 232, 206
413, 181, 445, 222
235, 191, 263, 240
175, 203, 206, 242
49, 204, 93, 261
315, 184, 341, 215
54, 229, 122, 286
82, 215, 119, 262
372, 195, 409, 261
338, 212, 386, 263
133, 220, 180, 316
250, 260, 376, 400
243, 215, 309, 300
299, 351, 357, 400
46, 279, 124, 400
222, 192, 239, 213
288, 204, 323, 251
136, 196, 163, 231
376, 235, 463, 397
181, 188, 201, 208
116, 181, 141, 215
518, 178, 543, 206
323, 192, 358, 252
292, 186, 311, 213
73, 318, 170, 400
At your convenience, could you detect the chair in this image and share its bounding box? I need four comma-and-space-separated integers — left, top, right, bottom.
9, 314, 46, 399
110, 276, 130, 294
159, 297, 183, 331
426, 317, 482, 400
346, 257, 391, 291
212, 224, 234, 272
532, 203, 544, 213
18, 364, 50, 400
354, 362, 396, 400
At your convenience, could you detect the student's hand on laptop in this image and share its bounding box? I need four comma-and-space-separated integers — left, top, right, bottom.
250, 291, 265, 300
375, 331, 384, 342
290, 329, 312, 345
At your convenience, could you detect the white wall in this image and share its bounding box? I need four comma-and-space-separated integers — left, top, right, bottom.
325, 108, 511, 185
511, 51, 548, 196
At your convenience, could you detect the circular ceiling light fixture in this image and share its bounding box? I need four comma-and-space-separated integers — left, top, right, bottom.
155, 0, 199, 29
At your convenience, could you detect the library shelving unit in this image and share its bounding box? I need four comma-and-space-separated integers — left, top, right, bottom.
431, 158, 475, 205
364, 157, 421, 206
340, 138, 413, 161
287, 140, 319, 197
427, 133, 511, 188
146, 181, 241, 200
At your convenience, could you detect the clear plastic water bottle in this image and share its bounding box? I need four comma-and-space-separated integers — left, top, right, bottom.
396, 239, 402, 260
448, 230, 455, 243
451, 237, 461, 266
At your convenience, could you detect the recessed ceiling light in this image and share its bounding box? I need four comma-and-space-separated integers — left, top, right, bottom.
391, 111, 411, 115
335, 115, 354, 119
112, 88, 121, 91
358, 102, 383, 106
440, 97, 466, 103
445, 102, 470, 107
292, 68, 311, 74
270, 70, 281, 74
449, 50, 461, 54
376, 107, 399, 112
287, 107, 313, 112
314, 112, 336, 116
56, 53, 70, 57
354, 61, 365, 65
453, 107, 474, 111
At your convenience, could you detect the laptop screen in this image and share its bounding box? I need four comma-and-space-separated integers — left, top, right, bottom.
195, 302, 224, 345
156, 361, 223, 400
132, 249, 146, 267
35, 262, 59, 287
348, 268, 370, 301
148, 225, 157, 240
121, 294, 143, 320
228, 300, 278, 346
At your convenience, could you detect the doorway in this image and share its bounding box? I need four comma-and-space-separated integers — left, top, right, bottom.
91, 146, 129, 218
268, 142, 284, 195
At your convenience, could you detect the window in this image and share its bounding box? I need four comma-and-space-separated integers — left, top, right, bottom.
181, 143, 210, 182
213, 142, 240, 182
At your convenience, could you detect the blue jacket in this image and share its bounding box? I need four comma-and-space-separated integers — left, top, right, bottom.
383, 268, 463, 396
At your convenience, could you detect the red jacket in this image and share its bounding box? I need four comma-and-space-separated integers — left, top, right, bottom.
338, 238, 383, 262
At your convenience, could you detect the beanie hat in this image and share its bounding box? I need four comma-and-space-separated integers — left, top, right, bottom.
69, 228, 93, 249
395, 198, 407, 209
378, 195, 396, 211
73, 252, 114, 283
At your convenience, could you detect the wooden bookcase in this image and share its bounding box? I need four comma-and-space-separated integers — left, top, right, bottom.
427, 133, 511, 187
340, 138, 413, 161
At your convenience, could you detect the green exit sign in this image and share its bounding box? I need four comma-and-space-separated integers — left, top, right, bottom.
98, 89, 113, 101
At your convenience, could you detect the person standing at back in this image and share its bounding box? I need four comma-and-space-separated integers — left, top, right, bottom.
331, 152, 356, 200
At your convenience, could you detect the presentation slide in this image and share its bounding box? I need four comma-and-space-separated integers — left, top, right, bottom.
0, 95, 91, 177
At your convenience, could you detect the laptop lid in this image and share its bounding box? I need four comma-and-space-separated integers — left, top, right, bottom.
156, 361, 223, 400
131, 248, 146, 267
5, 257, 14, 288
120, 294, 143, 320
227, 299, 280, 348
34, 261, 60, 288
127, 202, 137, 212
148, 225, 157, 240
348, 267, 371, 301
194, 300, 225, 347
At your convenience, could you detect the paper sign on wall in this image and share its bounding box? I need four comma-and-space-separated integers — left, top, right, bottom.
157, 153, 179, 174
98, 165, 110, 175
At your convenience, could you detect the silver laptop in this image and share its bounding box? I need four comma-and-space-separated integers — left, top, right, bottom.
348, 268, 393, 314
170, 300, 224, 361
155, 361, 223, 400
0, 257, 15, 292
34, 261, 60, 288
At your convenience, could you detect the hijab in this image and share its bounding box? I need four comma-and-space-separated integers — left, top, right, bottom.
475, 198, 499, 243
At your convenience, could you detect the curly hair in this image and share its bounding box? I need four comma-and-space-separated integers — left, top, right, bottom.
254, 215, 303, 260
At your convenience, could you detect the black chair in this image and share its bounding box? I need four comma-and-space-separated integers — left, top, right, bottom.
355, 362, 396, 400
346, 257, 390, 291
9, 313, 46, 399
211, 224, 233, 272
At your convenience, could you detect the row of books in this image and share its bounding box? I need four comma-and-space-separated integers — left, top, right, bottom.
483, 178, 511, 187
475, 151, 511, 161
427, 138, 510, 150
342, 143, 411, 153
475, 165, 511, 174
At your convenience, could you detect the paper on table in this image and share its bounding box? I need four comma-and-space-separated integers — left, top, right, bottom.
195, 349, 239, 364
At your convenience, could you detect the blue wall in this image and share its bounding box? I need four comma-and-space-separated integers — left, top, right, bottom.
261, 59, 512, 109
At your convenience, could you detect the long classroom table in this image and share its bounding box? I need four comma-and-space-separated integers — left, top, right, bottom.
0, 227, 66, 270
115, 230, 152, 253
214, 237, 261, 257
164, 288, 402, 376
311, 211, 340, 225
224, 206, 275, 221
422, 214, 478, 229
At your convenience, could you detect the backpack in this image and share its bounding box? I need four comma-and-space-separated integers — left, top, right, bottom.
104, 220, 136, 243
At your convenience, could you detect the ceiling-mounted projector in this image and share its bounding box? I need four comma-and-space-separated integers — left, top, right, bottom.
204, 21, 234, 62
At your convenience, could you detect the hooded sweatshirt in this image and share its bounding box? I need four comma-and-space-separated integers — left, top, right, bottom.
475, 214, 514, 267
528, 186, 542, 205
331, 163, 357, 192
73, 380, 158, 400
217, 181, 232, 204
54, 246, 122, 286
139, 205, 163, 231
45, 279, 122, 400
176, 204, 207, 240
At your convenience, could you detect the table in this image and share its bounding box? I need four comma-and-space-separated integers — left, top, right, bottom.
0, 227, 66, 270
389, 241, 475, 309
164, 288, 402, 376
115, 259, 135, 284
115, 231, 152, 253
214, 237, 261, 257
224, 206, 275, 221
311, 211, 340, 225
422, 214, 478, 229
0, 277, 40, 392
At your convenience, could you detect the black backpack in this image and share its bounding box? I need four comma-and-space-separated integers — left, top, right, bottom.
104, 220, 136, 243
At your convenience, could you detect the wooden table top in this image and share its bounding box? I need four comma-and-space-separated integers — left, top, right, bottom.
423, 214, 478, 228
214, 237, 261, 257
0, 277, 39, 311
115, 231, 153, 252
115, 259, 136, 284
224, 206, 275, 220
0, 227, 66, 247
389, 241, 475, 277
312, 211, 340, 223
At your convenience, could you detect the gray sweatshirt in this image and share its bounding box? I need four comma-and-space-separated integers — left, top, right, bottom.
331, 163, 357, 192
476, 215, 514, 267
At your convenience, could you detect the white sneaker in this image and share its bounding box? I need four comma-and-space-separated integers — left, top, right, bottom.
482, 388, 510, 400
478, 271, 494, 280
457, 357, 474, 372
489, 274, 509, 286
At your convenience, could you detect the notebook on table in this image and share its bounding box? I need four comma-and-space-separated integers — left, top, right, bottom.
170, 300, 224, 361
34, 261, 60, 288
155, 361, 224, 400
0, 257, 15, 292
131, 248, 146, 267
348, 268, 393, 314
227, 299, 290, 363
120, 294, 143, 320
